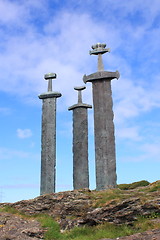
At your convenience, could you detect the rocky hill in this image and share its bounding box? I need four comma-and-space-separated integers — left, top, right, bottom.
0, 180, 160, 240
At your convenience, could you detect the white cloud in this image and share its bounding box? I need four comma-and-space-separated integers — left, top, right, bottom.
113, 77, 160, 125
0, 107, 11, 115
0, 0, 46, 26
116, 126, 141, 141
0, 7, 158, 123
0, 147, 29, 159
0, 0, 23, 24
0, 147, 39, 161
30, 142, 35, 148
121, 141, 160, 162
0, 0, 159, 142
141, 143, 160, 160
17, 129, 32, 139
0, 184, 38, 189
0, 10, 109, 108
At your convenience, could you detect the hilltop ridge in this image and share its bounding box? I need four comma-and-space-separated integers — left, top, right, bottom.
0, 180, 160, 239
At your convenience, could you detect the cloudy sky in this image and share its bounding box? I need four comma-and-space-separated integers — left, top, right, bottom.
0, 0, 160, 203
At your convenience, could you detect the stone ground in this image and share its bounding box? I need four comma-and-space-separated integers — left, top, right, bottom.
0, 212, 160, 240
0, 211, 160, 240
0, 212, 45, 240
1, 188, 158, 231
0, 182, 159, 239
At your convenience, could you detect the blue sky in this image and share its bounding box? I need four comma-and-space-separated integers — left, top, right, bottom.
0, 0, 160, 203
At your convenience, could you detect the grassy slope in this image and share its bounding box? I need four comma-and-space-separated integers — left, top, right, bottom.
87, 180, 160, 208
0, 180, 160, 240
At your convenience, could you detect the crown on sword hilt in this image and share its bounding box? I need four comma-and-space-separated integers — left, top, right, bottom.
89, 43, 110, 55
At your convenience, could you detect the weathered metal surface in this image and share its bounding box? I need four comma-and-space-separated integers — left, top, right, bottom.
84, 43, 119, 190
69, 87, 92, 189
72, 107, 90, 189
39, 73, 61, 195
40, 97, 57, 194
92, 79, 117, 190
83, 71, 120, 83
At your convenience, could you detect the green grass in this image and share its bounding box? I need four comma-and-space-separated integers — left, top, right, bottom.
135, 214, 160, 232
118, 180, 150, 190
92, 188, 125, 208
137, 181, 160, 193
37, 215, 62, 240
0, 205, 19, 214
1, 207, 159, 240
84, 180, 152, 208
148, 182, 160, 192
36, 214, 160, 240
63, 223, 136, 240
0, 180, 159, 240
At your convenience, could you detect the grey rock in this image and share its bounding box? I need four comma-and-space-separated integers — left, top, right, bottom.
0, 212, 44, 239
1, 184, 159, 231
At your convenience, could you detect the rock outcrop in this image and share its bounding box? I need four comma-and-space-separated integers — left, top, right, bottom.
0, 212, 45, 240
1, 189, 159, 230
0, 181, 160, 239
